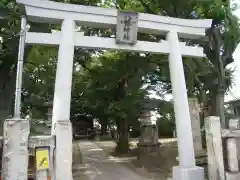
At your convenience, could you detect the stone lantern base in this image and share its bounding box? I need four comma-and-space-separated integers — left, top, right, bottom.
137, 124, 160, 165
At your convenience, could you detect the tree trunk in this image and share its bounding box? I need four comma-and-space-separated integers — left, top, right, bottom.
215, 92, 225, 128
207, 87, 225, 128
116, 118, 129, 154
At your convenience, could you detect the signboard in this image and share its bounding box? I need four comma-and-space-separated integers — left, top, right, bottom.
36, 147, 50, 171
116, 11, 138, 45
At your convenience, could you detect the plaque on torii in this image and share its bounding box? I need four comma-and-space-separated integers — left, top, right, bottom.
116, 11, 138, 45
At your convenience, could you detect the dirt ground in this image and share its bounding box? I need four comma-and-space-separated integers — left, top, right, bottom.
95, 138, 178, 180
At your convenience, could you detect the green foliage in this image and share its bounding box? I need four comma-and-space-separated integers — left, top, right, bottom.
22, 45, 58, 117
0, 0, 103, 119
53, 0, 101, 5
157, 100, 175, 137
71, 51, 152, 122
102, 0, 240, 120
0, 0, 239, 150
0, 0, 20, 73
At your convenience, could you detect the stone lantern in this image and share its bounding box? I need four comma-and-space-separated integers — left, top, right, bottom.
137, 99, 161, 164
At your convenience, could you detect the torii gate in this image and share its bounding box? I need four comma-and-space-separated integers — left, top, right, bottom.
9, 0, 212, 180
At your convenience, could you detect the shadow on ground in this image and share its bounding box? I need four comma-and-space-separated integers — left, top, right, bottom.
95, 139, 178, 180
72, 142, 88, 180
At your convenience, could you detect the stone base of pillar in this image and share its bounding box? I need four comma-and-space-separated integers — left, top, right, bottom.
176, 150, 207, 178
172, 166, 204, 180
2, 118, 30, 180
54, 120, 73, 180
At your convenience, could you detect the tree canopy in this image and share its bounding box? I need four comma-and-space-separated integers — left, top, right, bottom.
0, 0, 239, 152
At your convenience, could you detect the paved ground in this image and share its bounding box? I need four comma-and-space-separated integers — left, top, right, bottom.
72, 141, 88, 180
74, 140, 150, 180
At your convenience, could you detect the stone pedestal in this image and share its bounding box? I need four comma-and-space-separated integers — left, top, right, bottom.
54, 120, 73, 180
173, 166, 204, 180
2, 118, 30, 180
36, 170, 48, 180
95, 131, 101, 141
137, 142, 160, 159
137, 125, 160, 165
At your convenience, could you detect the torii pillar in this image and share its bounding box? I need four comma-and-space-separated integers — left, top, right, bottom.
51, 19, 75, 180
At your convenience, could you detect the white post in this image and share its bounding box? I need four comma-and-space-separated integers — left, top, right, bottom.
167, 31, 204, 180
52, 18, 75, 127
52, 19, 75, 180
2, 16, 30, 180
14, 15, 27, 118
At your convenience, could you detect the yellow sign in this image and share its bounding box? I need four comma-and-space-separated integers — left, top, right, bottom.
36, 148, 50, 170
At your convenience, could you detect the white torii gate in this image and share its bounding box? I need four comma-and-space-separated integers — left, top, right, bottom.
12, 0, 212, 180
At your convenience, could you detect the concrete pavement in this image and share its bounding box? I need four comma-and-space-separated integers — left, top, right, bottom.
75, 140, 149, 180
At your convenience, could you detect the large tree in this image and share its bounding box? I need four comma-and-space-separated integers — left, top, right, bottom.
0, 0, 101, 134
72, 51, 157, 153
1, 0, 239, 152
109, 0, 240, 122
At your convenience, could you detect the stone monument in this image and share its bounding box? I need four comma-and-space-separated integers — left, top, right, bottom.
188, 98, 203, 153
188, 98, 207, 167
